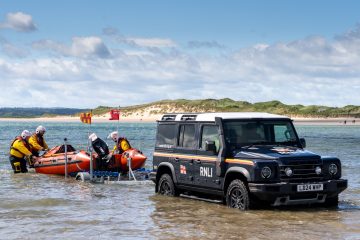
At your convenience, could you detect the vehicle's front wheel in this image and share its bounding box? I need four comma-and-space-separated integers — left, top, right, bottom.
323, 195, 339, 207
226, 179, 250, 210
157, 173, 178, 196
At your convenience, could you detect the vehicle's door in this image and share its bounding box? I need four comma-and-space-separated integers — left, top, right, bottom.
174, 123, 197, 186
194, 124, 222, 190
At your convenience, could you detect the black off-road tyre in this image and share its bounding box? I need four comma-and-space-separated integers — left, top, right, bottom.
157, 174, 178, 196
323, 195, 339, 208
226, 179, 250, 210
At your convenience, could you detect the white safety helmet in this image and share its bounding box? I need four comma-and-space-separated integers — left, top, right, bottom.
107, 131, 118, 142
21, 130, 32, 140
36, 125, 46, 135
89, 133, 98, 142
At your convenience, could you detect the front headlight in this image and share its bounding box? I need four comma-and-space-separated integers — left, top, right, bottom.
285, 167, 293, 177
329, 163, 338, 175
261, 166, 272, 179
315, 166, 322, 175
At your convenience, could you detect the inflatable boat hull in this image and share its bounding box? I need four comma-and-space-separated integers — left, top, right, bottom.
34, 145, 146, 175
34, 150, 91, 175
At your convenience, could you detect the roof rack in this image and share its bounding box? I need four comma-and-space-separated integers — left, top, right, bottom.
180, 114, 197, 121
161, 114, 177, 121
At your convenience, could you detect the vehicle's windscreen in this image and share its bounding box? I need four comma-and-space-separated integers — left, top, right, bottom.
223, 120, 298, 148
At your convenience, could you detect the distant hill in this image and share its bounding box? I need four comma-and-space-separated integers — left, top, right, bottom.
1, 99, 360, 118
0, 107, 88, 118
93, 99, 360, 118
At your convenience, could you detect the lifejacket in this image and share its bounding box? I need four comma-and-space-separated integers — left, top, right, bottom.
115, 137, 131, 154
29, 133, 48, 153
10, 136, 32, 158
36, 134, 45, 147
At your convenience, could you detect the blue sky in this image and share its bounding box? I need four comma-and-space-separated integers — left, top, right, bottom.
1, 0, 360, 108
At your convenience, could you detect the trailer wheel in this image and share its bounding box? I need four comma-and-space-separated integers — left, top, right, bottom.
75, 172, 90, 182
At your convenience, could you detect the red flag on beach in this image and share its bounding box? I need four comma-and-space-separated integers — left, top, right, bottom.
109, 109, 120, 120
80, 112, 92, 124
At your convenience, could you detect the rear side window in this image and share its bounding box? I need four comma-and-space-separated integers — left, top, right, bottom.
179, 124, 196, 148
201, 125, 220, 152
156, 124, 176, 147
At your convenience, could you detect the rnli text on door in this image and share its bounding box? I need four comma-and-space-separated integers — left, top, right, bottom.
200, 167, 213, 177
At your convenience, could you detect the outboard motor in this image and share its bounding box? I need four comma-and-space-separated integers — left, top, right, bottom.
89, 133, 110, 170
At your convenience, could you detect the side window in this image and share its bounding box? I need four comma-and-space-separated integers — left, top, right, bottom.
201, 125, 220, 152
156, 124, 176, 147
178, 124, 196, 148
274, 125, 288, 142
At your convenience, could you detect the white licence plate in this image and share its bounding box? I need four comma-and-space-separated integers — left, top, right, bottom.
297, 184, 323, 192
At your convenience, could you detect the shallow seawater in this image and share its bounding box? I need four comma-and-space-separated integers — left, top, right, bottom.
0, 122, 359, 239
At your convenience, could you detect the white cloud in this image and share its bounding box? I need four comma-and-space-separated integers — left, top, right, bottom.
71, 37, 111, 58
102, 27, 176, 48
2, 25, 360, 107
187, 40, 225, 49
0, 37, 29, 58
33, 36, 111, 58
0, 12, 37, 32
123, 37, 177, 48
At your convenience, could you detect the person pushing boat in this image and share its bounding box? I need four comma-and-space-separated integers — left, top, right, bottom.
108, 131, 131, 154
29, 125, 49, 157
9, 130, 37, 173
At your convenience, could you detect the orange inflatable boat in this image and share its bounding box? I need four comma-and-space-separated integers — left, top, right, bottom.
33, 145, 147, 175
33, 145, 91, 175
107, 149, 147, 172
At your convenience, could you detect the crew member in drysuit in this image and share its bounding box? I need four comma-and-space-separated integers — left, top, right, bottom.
9, 130, 36, 173
29, 125, 49, 157
89, 133, 110, 170
107, 131, 131, 154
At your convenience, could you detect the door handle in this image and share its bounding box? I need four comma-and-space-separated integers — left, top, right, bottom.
195, 159, 201, 164
174, 157, 179, 162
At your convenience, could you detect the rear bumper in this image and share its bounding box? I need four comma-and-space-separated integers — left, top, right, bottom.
248, 179, 348, 206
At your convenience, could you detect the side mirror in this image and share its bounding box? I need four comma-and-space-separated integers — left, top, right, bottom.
205, 140, 216, 153
299, 138, 306, 148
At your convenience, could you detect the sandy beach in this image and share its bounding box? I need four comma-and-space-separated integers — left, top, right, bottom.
292, 117, 359, 125
0, 112, 161, 123
0, 115, 358, 125
0, 116, 158, 123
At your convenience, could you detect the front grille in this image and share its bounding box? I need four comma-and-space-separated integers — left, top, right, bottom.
280, 160, 323, 182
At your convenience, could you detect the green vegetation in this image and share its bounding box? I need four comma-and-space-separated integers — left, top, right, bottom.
1, 99, 360, 118
93, 98, 360, 118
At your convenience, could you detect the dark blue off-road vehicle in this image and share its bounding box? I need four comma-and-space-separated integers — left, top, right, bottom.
150, 112, 347, 210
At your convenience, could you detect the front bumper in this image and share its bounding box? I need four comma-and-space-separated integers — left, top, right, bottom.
248, 179, 348, 206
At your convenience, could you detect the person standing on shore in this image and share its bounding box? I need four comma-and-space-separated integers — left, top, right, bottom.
9, 130, 34, 173
29, 125, 49, 156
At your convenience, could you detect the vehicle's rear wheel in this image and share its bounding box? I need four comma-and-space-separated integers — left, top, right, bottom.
323, 195, 339, 207
157, 174, 178, 196
226, 179, 250, 210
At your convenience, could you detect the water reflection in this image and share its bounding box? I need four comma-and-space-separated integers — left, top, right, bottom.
149, 195, 360, 240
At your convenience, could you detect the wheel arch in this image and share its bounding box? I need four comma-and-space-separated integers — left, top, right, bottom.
155, 162, 177, 192
223, 167, 251, 194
